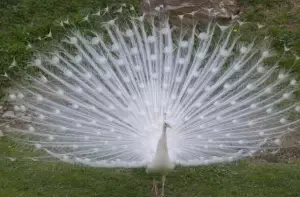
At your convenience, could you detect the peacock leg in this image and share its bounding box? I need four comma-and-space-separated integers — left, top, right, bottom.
161, 174, 166, 197
152, 177, 158, 196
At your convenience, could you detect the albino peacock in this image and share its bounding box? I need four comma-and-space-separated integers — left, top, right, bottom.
3, 4, 300, 197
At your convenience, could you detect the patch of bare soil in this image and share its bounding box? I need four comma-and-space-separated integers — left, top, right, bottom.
252, 147, 300, 163
252, 131, 300, 163
141, 0, 240, 25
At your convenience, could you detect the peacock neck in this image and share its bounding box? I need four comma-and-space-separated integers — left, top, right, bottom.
146, 122, 174, 173
159, 123, 169, 151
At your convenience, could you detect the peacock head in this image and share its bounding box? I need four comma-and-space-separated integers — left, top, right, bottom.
163, 112, 173, 129
164, 121, 172, 129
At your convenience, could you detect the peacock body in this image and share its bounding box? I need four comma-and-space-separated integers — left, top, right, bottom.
3, 5, 300, 196
146, 122, 174, 174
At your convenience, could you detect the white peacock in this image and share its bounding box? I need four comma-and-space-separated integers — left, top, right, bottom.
4, 4, 300, 197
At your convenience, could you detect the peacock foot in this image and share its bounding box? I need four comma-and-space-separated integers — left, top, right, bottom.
151, 178, 159, 196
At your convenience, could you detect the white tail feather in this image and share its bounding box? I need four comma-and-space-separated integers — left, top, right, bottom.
3, 6, 300, 168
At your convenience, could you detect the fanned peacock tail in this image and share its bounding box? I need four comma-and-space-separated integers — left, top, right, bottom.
3, 5, 300, 168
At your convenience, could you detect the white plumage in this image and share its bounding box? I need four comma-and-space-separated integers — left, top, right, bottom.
3, 5, 300, 196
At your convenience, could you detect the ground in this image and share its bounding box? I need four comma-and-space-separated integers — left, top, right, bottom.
1, 0, 300, 196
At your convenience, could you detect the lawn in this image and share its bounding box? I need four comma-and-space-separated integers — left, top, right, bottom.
1, 0, 300, 196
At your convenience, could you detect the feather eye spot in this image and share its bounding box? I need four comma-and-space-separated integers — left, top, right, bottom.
178, 58, 185, 64
36, 95, 44, 102
20, 105, 26, 112
180, 40, 189, 48
28, 126, 35, 132
117, 59, 124, 66
246, 84, 255, 90
131, 47, 138, 54
9, 94, 16, 100
220, 48, 230, 57
60, 126, 67, 131
150, 54, 157, 61
223, 83, 231, 89
248, 121, 254, 126
211, 67, 219, 73
48, 135, 54, 141
274, 139, 281, 145
40, 75, 48, 83
164, 66, 171, 72
266, 108, 273, 113
204, 86, 211, 92
64, 70, 73, 77
216, 116, 222, 121
112, 43, 119, 51
69, 37, 78, 44
262, 50, 270, 58
278, 73, 286, 80
74, 55, 82, 63
196, 52, 205, 59
264, 87, 272, 94
51, 56, 60, 64
230, 100, 236, 105
72, 104, 79, 109
84, 136, 89, 140
175, 76, 182, 83
257, 66, 265, 73
13, 105, 20, 112
38, 114, 45, 120
290, 79, 297, 86
35, 144, 42, 149
147, 36, 155, 43
125, 29, 134, 37
198, 32, 209, 40
161, 27, 169, 34
164, 46, 172, 53
56, 88, 64, 96
75, 87, 83, 93
91, 37, 101, 45
233, 64, 241, 71
240, 46, 248, 54
34, 59, 42, 66
97, 56, 107, 64
96, 86, 103, 93
72, 144, 79, 149
280, 118, 287, 124
282, 93, 290, 99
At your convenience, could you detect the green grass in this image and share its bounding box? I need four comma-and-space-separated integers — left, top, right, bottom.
1, 0, 300, 196
0, 0, 138, 97
1, 137, 300, 197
